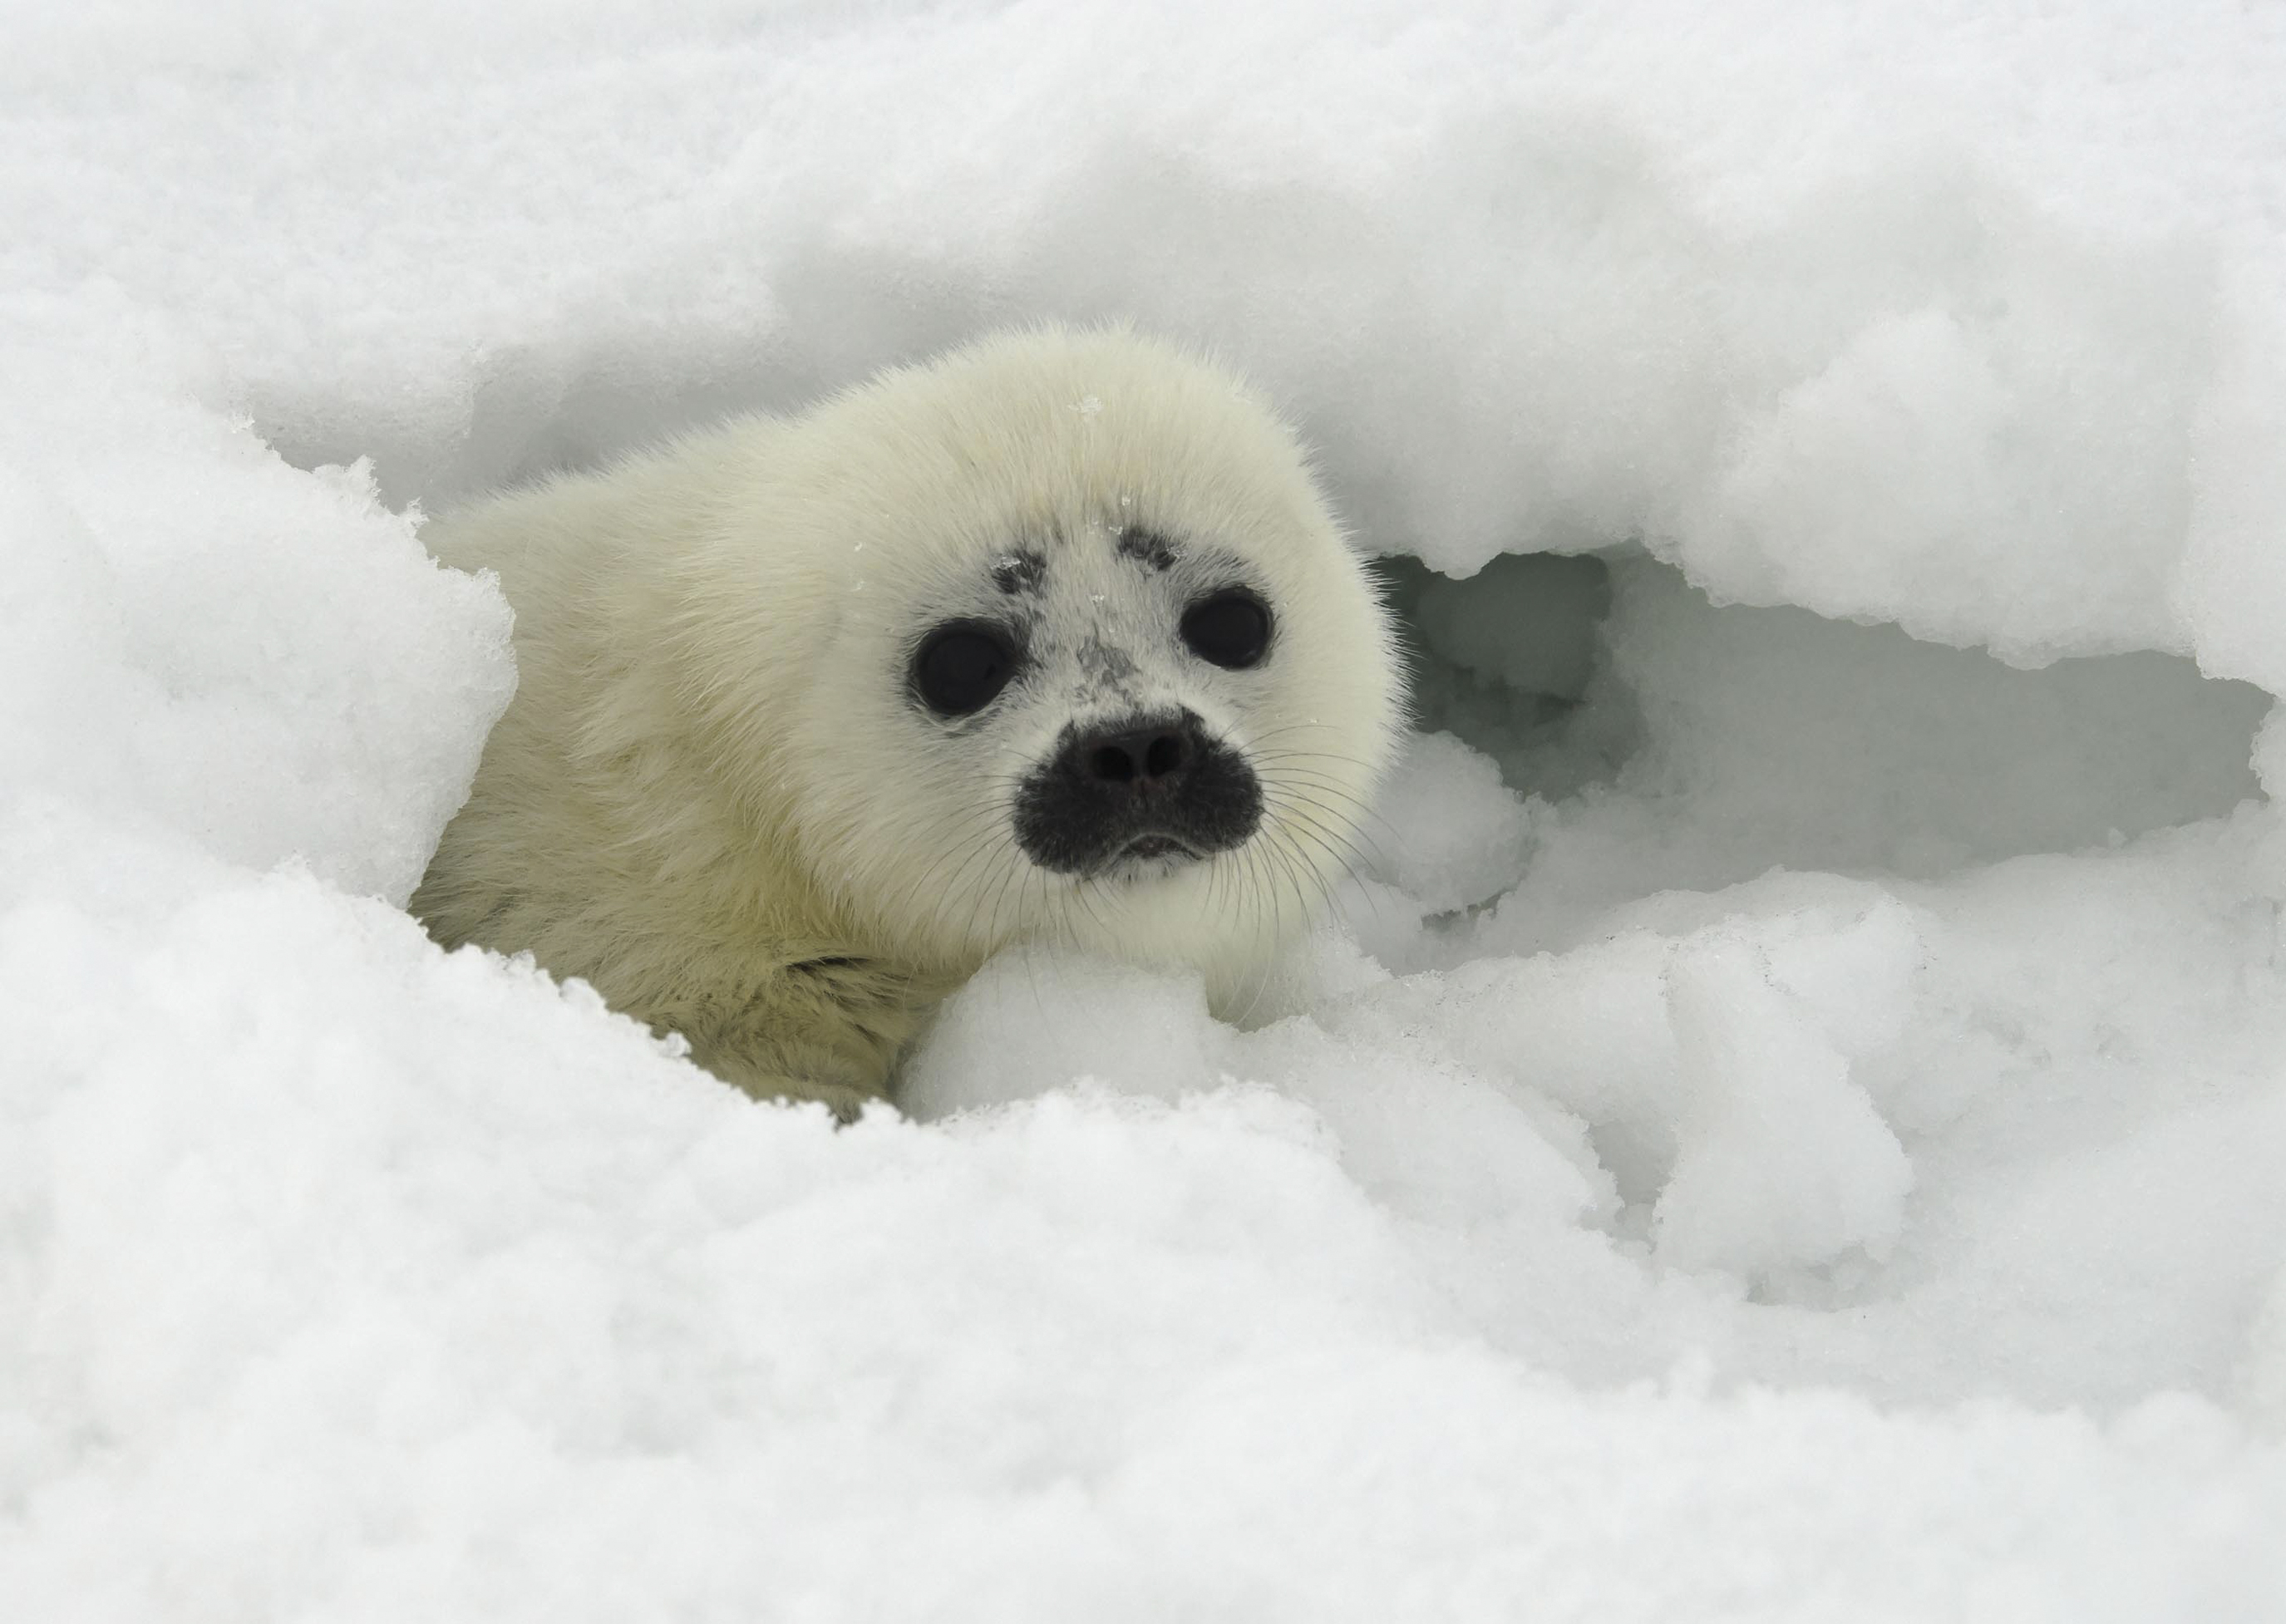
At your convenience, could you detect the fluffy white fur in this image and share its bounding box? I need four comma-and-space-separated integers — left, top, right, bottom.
413, 327, 1401, 1115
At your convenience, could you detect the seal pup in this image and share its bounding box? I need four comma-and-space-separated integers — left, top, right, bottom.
414, 327, 1402, 1115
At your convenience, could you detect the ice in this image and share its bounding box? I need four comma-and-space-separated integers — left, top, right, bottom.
1401, 555, 2269, 953
1653, 938, 1913, 1278
1681, 206, 2215, 663
0, 308, 513, 903
1405, 551, 1611, 704
1357, 729, 1533, 915
899, 952, 1227, 1116
8, 0, 2286, 1615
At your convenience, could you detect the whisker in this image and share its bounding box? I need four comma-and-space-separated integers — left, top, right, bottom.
1261, 788, 1386, 873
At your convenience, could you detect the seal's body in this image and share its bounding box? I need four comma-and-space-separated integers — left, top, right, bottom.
414, 328, 1401, 1115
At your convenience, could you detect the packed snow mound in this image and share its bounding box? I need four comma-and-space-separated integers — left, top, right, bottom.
8, 2, 2286, 1617
12, 0, 2286, 675
0, 308, 514, 902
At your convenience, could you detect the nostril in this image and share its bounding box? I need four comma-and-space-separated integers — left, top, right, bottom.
1072, 716, 1202, 790
1091, 744, 1137, 783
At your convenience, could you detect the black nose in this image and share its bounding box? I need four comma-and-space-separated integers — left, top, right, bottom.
1015, 707, 1263, 874
1073, 716, 1197, 791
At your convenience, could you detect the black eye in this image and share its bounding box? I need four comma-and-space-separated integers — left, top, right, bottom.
1180, 588, 1273, 670
913, 622, 1021, 716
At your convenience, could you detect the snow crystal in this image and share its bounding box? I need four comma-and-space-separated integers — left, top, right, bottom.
7, 0, 2286, 1617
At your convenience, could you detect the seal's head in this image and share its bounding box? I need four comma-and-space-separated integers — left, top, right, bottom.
695, 327, 1402, 1002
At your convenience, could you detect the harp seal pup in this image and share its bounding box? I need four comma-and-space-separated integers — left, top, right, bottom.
412, 327, 1402, 1117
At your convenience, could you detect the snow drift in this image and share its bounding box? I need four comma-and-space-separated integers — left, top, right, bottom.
6, 1, 2286, 1617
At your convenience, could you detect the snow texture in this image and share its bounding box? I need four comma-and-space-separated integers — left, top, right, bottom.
7, 2, 2286, 1617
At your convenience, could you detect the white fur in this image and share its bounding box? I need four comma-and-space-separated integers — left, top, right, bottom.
413, 327, 1402, 1113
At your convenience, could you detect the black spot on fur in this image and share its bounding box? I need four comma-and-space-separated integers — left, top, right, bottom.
1115, 527, 1179, 571
789, 956, 865, 974
992, 550, 1047, 595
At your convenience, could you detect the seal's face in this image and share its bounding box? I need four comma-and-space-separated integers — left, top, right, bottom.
764, 330, 1402, 1001
908, 528, 1274, 881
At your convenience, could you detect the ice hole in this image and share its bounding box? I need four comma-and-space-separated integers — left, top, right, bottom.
1376, 550, 1634, 805
1371, 548, 2269, 928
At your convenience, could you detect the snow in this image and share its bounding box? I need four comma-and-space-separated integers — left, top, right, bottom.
7, 0, 2286, 1617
